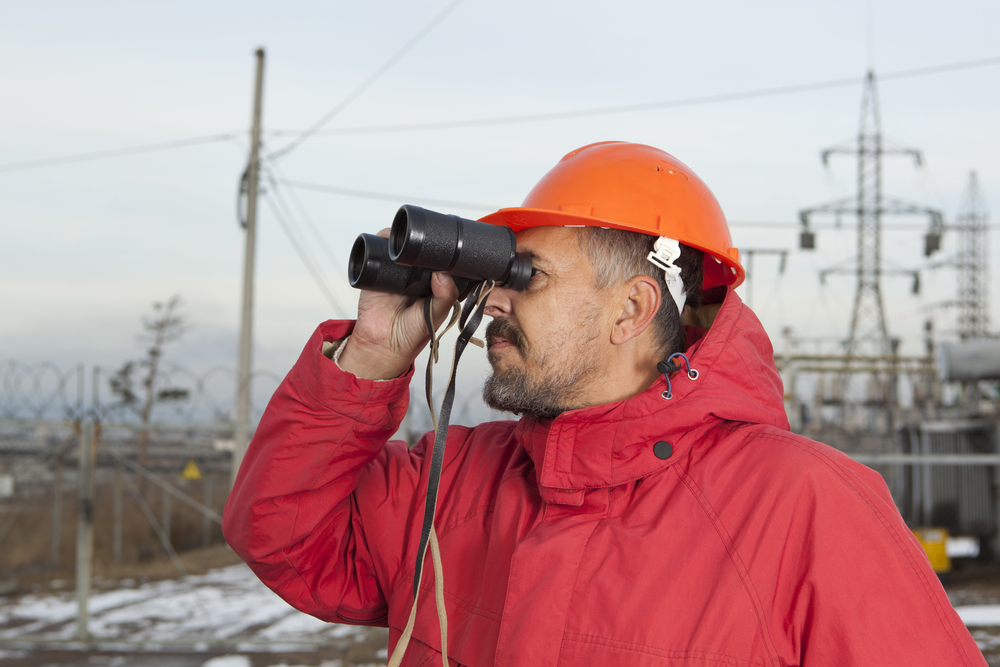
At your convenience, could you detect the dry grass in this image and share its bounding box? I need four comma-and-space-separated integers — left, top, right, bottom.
1, 472, 236, 594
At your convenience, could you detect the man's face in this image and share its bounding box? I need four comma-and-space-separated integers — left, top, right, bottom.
482, 226, 616, 418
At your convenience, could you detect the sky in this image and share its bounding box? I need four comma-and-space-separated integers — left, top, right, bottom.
2, 0, 999, 420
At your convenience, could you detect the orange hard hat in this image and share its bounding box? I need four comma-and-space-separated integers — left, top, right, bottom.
480, 141, 744, 289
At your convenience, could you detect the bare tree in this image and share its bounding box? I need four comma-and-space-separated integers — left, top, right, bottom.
110, 296, 190, 486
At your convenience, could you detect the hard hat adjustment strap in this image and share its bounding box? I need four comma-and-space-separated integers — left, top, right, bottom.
646, 237, 687, 315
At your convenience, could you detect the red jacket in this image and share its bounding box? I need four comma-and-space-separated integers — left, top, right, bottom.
224, 289, 984, 666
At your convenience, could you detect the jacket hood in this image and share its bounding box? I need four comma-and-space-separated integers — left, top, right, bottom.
515, 287, 789, 504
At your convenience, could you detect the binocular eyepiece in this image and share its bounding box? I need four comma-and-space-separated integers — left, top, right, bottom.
349, 205, 533, 298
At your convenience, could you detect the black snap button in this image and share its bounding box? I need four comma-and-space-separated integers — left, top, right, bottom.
653, 441, 673, 459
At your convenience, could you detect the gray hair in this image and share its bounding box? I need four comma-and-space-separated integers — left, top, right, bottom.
578, 228, 704, 357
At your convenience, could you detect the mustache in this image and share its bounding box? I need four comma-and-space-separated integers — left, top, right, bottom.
485, 318, 528, 357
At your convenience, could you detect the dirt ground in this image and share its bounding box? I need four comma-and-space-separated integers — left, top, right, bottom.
4, 542, 244, 598
0, 636, 390, 667
944, 563, 1000, 665
946, 562, 1000, 605
0, 472, 229, 589
0, 544, 389, 667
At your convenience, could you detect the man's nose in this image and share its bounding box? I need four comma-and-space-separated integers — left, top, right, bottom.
485, 284, 513, 317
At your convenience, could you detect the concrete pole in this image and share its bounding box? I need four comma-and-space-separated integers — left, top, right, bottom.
75, 421, 95, 642
57, 367, 83, 566
202, 473, 214, 547
161, 484, 172, 549
51, 451, 64, 566
994, 423, 1000, 558
113, 463, 123, 563
921, 428, 933, 525
232, 48, 266, 486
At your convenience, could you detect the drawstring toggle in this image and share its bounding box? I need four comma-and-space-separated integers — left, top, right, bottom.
656, 352, 699, 400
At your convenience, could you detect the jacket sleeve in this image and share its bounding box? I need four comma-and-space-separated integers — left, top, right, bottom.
222, 320, 420, 625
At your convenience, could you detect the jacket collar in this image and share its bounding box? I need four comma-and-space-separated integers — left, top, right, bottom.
512, 288, 789, 505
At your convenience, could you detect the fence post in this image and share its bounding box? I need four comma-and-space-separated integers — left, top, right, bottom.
51, 451, 63, 567
921, 428, 933, 525
994, 423, 1000, 560
113, 461, 123, 563
202, 473, 213, 548
75, 421, 95, 642
161, 484, 171, 549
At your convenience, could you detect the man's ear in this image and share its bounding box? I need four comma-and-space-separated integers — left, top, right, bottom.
610, 276, 661, 345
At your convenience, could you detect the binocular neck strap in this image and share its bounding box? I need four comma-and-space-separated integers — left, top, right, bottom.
389, 280, 495, 667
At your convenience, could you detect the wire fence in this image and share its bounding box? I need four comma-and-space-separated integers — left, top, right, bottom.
0, 356, 505, 653
0, 360, 282, 425
0, 358, 510, 440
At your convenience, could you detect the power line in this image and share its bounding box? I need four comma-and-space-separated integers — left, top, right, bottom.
267, 54, 1000, 138
0, 50, 993, 177
258, 185, 1000, 231
880, 54, 1000, 81
0, 132, 242, 174
268, 164, 348, 280
729, 221, 1000, 230
267, 0, 465, 161
5, 54, 997, 176
277, 177, 494, 212
262, 184, 349, 318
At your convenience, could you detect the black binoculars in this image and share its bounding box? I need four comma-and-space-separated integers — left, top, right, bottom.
349, 205, 533, 298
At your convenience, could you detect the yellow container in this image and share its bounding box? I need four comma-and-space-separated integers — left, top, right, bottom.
913, 527, 952, 573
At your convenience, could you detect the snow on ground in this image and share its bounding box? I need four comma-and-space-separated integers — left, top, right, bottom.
4, 563, 1000, 666
0, 564, 366, 647
957, 605, 1000, 627
201, 657, 251, 667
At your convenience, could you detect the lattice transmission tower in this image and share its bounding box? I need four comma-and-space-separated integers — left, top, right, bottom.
800, 71, 943, 360
955, 171, 990, 340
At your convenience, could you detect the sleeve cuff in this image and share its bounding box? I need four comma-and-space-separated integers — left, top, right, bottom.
321, 334, 393, 383
291, 321, 414, 423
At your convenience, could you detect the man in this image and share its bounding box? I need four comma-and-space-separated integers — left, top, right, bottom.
224, 142, 984, 666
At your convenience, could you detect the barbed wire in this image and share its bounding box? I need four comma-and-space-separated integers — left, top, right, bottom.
0, 361, 280, 424
0, 361, 84, 422
0, 359, 507, 430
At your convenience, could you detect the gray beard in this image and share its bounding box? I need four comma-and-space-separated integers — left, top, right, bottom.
482, 352, 599, 419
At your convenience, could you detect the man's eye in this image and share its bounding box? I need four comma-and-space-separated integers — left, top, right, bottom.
530, 268, 543, 278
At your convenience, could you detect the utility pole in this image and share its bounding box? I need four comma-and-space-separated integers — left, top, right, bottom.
75, 421, 95, 641
956, 171, 990, 340
798, 71, 942, 431
233, 48, 265, 485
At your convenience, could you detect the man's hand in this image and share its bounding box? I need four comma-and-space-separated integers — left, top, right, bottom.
338, 229, 460, 380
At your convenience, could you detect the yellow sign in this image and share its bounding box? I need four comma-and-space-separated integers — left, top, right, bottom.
182, 459, 203, 481
913, 527, 951, 573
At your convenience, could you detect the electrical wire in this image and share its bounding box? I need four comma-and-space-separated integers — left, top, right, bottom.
4, 53, 996, 175
266, 54, 1000, 138
0, 132, 242, 174
267, 0, 465, 161
263, 181, 350, 318
269, 78, 864, 137
276, 177, 495, 212
265, 178, 1000, 229
741, 221, 1000, 230
268, 164, 348, 280
880, 54, 1000, 82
